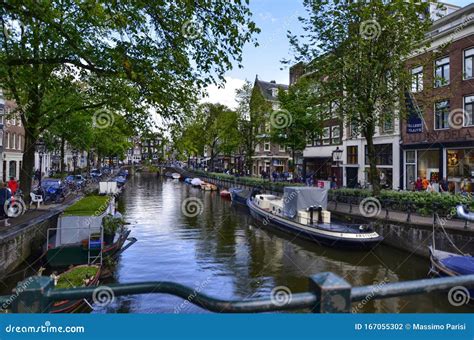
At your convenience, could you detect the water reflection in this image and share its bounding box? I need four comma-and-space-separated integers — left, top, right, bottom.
94, 173, 471, 313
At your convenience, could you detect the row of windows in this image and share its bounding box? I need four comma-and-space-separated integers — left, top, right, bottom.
345, 144, 393, 166
2, 132, 23, 150
307, 125, 341, 147
411, 47, 474, 92
255, 143, 286, 152
0, 113, 22, 127
434, 95, 474, 130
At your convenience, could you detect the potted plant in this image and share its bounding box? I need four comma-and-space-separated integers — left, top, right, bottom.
102, 214, 123, 245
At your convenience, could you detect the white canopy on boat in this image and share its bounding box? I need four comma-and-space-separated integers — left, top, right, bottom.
191, 178, 203, 186
283, 187, 328, 219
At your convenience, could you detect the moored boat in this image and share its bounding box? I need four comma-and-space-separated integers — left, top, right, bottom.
50, 264, 101, 313
45, 195, 135, 268
200, 182, 217, 191
247, 187, 383, 249
184, 178, 193, 184
172, 173, 181, 180
191, 178, 203, 187
230, 188, 250, 206
220, 190, 231, 199
429, 246, 474, 302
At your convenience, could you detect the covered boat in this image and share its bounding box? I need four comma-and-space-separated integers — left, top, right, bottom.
184, 178, 193, 184
191, 178, 203, 187
172, 173, 181, 179
230, 188, 250, 206
247, 187, 383, 249
201, 182, 217, 191
46, 195, 135, 268
429, 246, 474, 302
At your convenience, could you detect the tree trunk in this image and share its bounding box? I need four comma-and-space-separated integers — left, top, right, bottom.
60, 137, 65, 173
20, 128, 37, 202
365, 132, 380, 195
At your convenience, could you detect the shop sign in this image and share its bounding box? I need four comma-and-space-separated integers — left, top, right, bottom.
405, 128, 474, 143
407, 116, 423, 133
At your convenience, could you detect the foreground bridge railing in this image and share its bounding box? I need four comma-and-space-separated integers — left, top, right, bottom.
1, 272, 473, 313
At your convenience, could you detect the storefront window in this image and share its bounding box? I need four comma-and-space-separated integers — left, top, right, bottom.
417, 150, 439, 182
447, 149, 474, 193
405, 151, 416, 190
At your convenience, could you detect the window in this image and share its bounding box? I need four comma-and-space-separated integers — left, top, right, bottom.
271, 88, 278, 98
255, 143, 260, 152
18, 135, 21, 150
348, 121, 358, 138
381, 113, 394, 133
279, 144, 285, 152
434, 100, 449, 130
331, 126, 341, 144
264, 142, 270, 151
306, 135, 313, 147
464, 95, 474, 127
347, 146, 358, 164
411, 66, 423, 92
322, 127, 330, 145
464, 48, 474, 80
5, 132, 9, 149
364, 144, 393, 165
434, 57, 450, 87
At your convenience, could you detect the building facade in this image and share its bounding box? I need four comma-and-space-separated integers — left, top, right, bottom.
402, 4, 474, 193
251, 76, 291, 176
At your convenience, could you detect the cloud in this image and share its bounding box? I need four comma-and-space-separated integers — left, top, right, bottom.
201, 77, 246, 109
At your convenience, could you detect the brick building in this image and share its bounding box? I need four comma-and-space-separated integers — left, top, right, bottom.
401, 4, 474, 193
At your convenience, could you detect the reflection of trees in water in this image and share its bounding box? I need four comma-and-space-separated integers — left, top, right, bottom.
113, 174, 467, 313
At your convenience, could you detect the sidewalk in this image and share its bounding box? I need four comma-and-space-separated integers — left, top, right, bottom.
0, 193, 82, 239
328, 201, 472, 232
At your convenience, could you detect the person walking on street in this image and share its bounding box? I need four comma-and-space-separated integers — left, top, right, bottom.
0, 183, 12, 223
8, 177, 18, 196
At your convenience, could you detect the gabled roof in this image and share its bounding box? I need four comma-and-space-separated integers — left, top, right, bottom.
254, 75, 288, 101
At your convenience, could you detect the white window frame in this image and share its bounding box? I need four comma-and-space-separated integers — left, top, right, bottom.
434, 56, 450, 88
279, 144, 285, 152
411, 66, 423, 92
464, 95, 474, 127
434, 100, 450, 130
463, 47, 474, 80
264, 142, 271, 152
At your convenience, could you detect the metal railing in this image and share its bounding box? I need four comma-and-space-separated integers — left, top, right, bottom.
2, 272, 473, 313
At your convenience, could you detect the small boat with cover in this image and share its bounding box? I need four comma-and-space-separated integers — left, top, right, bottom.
247, 187, 383, 249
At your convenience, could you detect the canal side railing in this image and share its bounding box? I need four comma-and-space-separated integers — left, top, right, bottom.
2, 272, 473, 313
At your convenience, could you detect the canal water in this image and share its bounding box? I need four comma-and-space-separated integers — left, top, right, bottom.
93, 173, 470, 313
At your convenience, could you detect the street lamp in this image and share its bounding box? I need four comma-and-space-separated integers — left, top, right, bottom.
332, 147, 343, 188
72, 149, 78, 175
36, 139, 46, 187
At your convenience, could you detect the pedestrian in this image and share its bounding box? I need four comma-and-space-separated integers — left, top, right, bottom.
8, 177, 18, 196
439, 177, 449, 193
415, 177, 423, 191
422, 177, 429, 190
0, 183, 12, 219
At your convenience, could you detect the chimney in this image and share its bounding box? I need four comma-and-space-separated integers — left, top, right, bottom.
270, 80, 276, 84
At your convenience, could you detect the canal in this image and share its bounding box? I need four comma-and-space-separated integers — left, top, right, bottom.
93, 173, 470, 313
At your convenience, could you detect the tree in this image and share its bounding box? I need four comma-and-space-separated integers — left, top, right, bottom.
173, 103, 241, 170
0, 0, 259, 198
270, 76, 327, 171
235, 80, 269, 175
287, 0, 432, 194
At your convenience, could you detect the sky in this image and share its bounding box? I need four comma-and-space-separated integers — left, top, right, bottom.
203, 0, 473, 109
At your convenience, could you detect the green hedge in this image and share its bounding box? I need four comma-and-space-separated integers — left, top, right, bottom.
330, 188, 474, 216
190, 170, 304, 191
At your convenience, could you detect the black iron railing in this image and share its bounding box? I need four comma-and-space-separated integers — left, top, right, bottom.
2, 272, 473, 313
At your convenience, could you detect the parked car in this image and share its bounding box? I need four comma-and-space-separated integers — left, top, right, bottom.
65, 175, 86, 188
90, 169, 102, 178
40, 178, 68, 203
